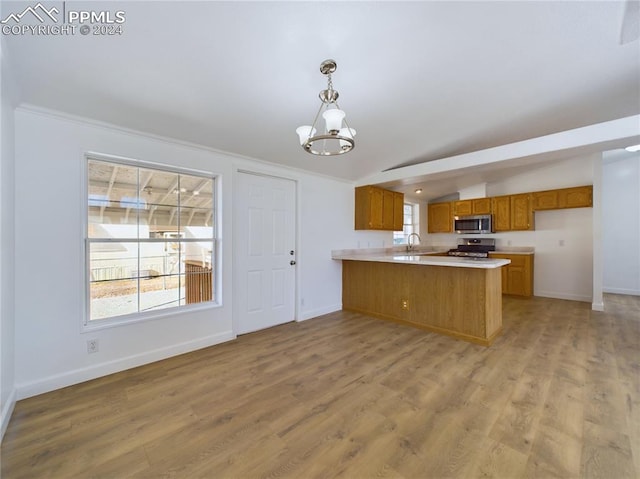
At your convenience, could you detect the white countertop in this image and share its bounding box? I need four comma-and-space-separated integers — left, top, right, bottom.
332, 253, 511, 269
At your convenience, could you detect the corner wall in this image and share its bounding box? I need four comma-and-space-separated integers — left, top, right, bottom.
1, 37, 18, 440
602, 151, 640, 295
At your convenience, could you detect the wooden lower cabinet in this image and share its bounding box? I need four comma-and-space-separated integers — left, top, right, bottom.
342, 260, 503, 346
489, 253, 534, 297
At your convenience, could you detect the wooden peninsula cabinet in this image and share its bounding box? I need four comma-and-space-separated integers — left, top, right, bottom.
355, 186, 403, 231
337, 255, 509, 346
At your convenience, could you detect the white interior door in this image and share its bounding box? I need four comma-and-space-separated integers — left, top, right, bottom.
235, 172, 296, 334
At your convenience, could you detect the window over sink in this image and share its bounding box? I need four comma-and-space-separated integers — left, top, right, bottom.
393, 203, 419, 245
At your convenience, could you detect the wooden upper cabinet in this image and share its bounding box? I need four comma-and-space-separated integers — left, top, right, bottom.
354, 186, 404, 231
532, 189, 558, 210
492, 194, 533, 231
558, 185, 592, 209
393, 192, 404, 231
454, 198, 492, 216
491, 196, 511, 231
472, 198, 492, 214
453, 200, 473, 216
533, 185, 592, 210
427, 202, 452, 233
510, 193, 534, 231
382, 189, 395, 230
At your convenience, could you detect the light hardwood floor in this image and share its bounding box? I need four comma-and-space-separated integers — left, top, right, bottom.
2, 295, 638, 478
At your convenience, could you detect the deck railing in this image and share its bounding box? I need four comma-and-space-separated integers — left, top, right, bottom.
185, 261, 213, 304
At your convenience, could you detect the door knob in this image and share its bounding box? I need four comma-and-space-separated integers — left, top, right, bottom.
290, 260, 296, 265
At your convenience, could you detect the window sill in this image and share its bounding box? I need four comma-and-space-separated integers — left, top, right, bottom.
81, 301, 222, 333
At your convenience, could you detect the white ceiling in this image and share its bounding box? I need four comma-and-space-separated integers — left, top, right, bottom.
4, 1, 640, 191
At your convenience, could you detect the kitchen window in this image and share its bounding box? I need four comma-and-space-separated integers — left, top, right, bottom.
85, 156, 218, 325
394, 203, 419, 244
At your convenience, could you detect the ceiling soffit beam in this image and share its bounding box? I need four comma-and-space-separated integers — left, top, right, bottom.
358, 115, 640, 188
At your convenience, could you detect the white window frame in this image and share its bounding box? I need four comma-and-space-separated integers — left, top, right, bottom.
393, 202, 420, 245
82, 152, 221, 331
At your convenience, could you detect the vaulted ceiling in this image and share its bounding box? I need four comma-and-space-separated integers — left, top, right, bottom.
4, 1, 639, 188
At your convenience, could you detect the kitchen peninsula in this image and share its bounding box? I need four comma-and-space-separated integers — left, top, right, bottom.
332, 251, 510, 346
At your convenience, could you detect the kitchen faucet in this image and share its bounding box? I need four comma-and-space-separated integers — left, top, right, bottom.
407, 233, 421, 252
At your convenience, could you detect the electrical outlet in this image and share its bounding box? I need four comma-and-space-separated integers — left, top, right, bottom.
401, 299, 409, 310
87, 339, 99, 354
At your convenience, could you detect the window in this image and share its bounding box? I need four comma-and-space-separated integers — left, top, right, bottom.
86, 156, 217, 324
393, 203, 420, 244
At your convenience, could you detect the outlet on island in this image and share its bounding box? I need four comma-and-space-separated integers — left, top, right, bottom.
401, 299, 409, 310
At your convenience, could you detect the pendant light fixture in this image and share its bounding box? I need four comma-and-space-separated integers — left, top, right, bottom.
296, 59, 356, 156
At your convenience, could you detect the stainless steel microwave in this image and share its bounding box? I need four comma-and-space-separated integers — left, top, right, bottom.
453, 214, 494, 234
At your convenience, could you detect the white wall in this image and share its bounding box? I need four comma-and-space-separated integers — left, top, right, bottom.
425, 155, 597, 302
13, 109, 234, 399
602, 151, 640, 295
13, 107, 388, 400
296, 174, 390, 319
1, 37, 18, 439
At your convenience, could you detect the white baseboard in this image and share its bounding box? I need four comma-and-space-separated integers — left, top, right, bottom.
592, 301, 605, 312
534, 291, 592, 303
1, 388, 17, 443
16, 331, 235, 400
603, 287, 640, 296
298, 304, 342, 322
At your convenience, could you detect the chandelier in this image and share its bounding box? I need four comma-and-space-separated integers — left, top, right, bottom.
296, 59, 356, 156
